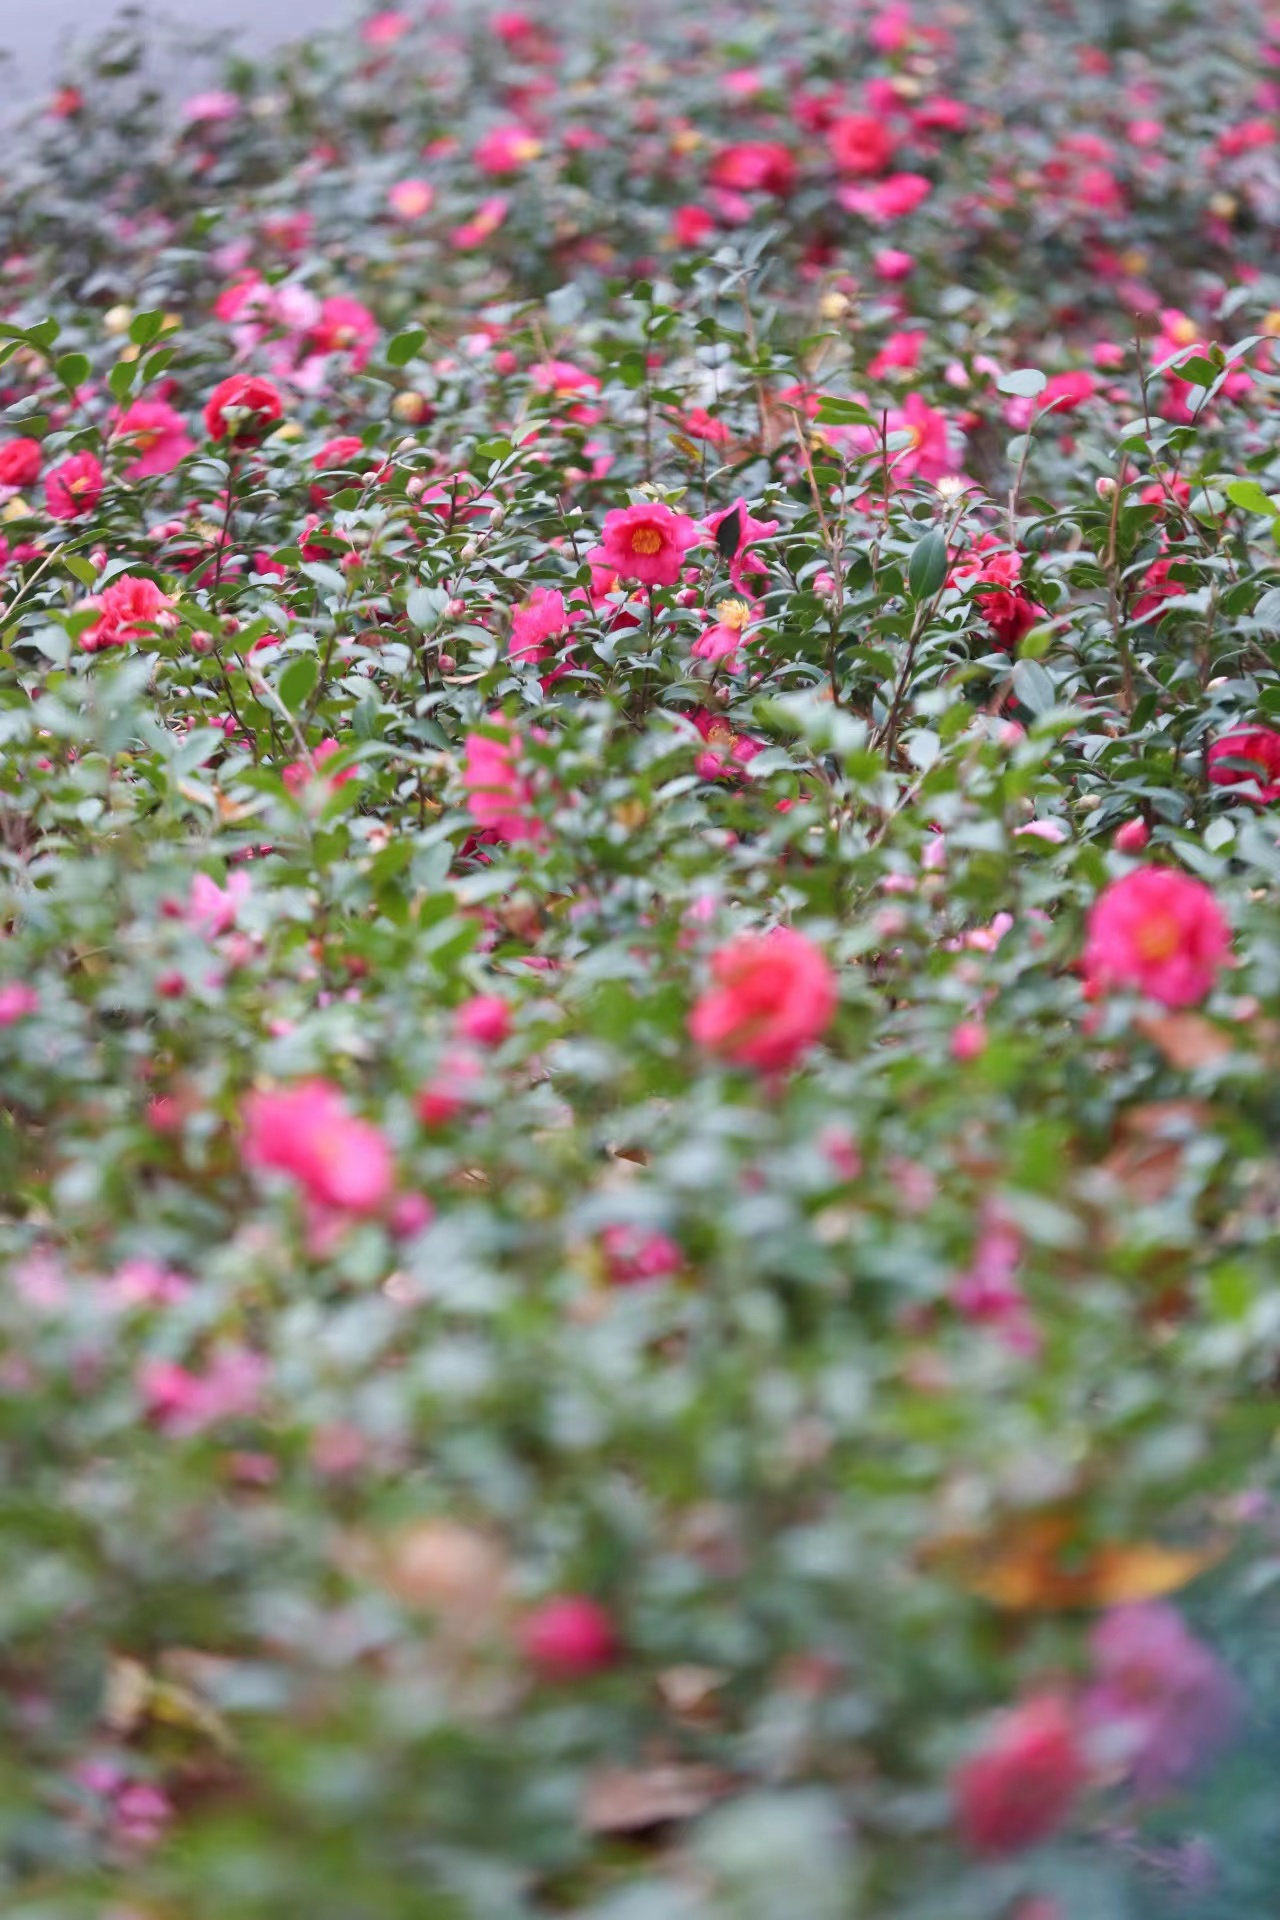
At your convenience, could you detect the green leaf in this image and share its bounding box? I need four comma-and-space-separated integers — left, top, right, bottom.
387, 326, 426, 368
109, 360, 138, 403
907, 529, 948, 600
408, 585, 449, 629
277, 653, 319, 712
1225, 478, 1278, 517
1012, 656, 1055, 714
814, 397, 876, 427
54, 352, 90, 391
997, 367, 1047, 397
129, 310, 166, 348
62, 554, 99, 589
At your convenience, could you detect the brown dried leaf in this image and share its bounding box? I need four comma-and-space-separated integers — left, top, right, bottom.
582, 1763, 732, 1835
926, 1511, 1224, 1611
1137, 1013, 1233, 1071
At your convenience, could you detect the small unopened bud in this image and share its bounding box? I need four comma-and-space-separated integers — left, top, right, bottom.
460, 541, 478, 563
1095, 476, 1117, 499
489, 504, 506, 530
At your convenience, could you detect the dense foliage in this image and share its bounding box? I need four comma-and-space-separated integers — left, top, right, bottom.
3, 0, 1280, 1913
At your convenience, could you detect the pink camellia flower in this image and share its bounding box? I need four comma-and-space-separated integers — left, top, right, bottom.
361, 8, 410, 44
462, 717, 546, 843
692, 596, 758, 669
388, 178, 435, 220
952, 541, 1046, 652
873, 248, 915, 281
181, 89, 241, 123
672, 204, 716, 248
530, 358, 601, 399
308, 296, 379, 371
1084, 867, 1230, 1009
79, 575, 176, 653
0, 982, 38, 1024
690, 927, 837, 1073
708, 141, 796, 195
453, 994, 511, 1047
509, 587, 581, 664
449, 194, 510, 250
242, 1079, 395, 1215
475, 124, 543, 173
837, 171, 933, 223
0, 436, 44, 490
954, 1694, 1086, 1857
204, 373, 284, 444
868, 330, 925, 380
691, 709, 763, 781
704, 497, 779, 591
1082, 1604, 1242, 1796
188, 870, 251, 936
827, 112, 895, 176
601, 1223, 683, 1286
520, 1595, 619, 1677
588, 500, 700, 589
45, 450, 103, 520
1114, 818, 1150, 853
141, 1349, 267, 1437
113, 399, 194, 480
1132, 553, 1189, 623
1207, 726, 1280, 804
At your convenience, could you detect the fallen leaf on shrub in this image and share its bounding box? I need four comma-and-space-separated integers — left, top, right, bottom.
925, 1511, 1224, 1609
1136, 1013, 1233, 1070
582, 1763, 733, 1834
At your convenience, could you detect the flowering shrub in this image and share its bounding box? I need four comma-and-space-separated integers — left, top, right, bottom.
3, 0, 1280, 1914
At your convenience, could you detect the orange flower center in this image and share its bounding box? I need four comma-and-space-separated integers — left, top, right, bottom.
1134, 913, 1180, 963
714, 598, 752, 632
630, 526, 663, 555
132, 430, 159, 452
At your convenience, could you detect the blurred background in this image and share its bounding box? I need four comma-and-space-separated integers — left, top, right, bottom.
1, 0, 354, 92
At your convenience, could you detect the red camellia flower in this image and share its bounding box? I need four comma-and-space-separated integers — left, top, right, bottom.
953, 1693, 1086, 1857
203, 374, 285, 445
689, 927, 837, 1072
1207, 726, 1280, 804
827, 112, 895, 175
587, 500, 700, 588
45, 450, 104, 520
708, 141, 796, 196
1084, 866, 1230, 1008
0, 436, 44, 490
520, 1596, 619, 1678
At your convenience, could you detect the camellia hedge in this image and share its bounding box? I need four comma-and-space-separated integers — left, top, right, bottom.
4, 0, 1280, 1913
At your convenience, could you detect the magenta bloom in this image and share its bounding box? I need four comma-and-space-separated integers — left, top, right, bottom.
690, 927, 837, 1073
1084, 866, 1230, 1009
462, 718, 546, 843
704, 497, 779, 591
242, 1079, 395, 1215
954, 1693, 1086, 1857
588, 500, 700, 588
1207, 725, 1280, 804
520, 1596, 619, 1677
308, 296, 379, 371
601, 1224, 683, 1286
45, 450, 103, 520
114, 399, 194, 479
509, 587, 580, 664
79, 575, 175, 653
0, 982, 38, 1024
1083, 1604, 1242, 1796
